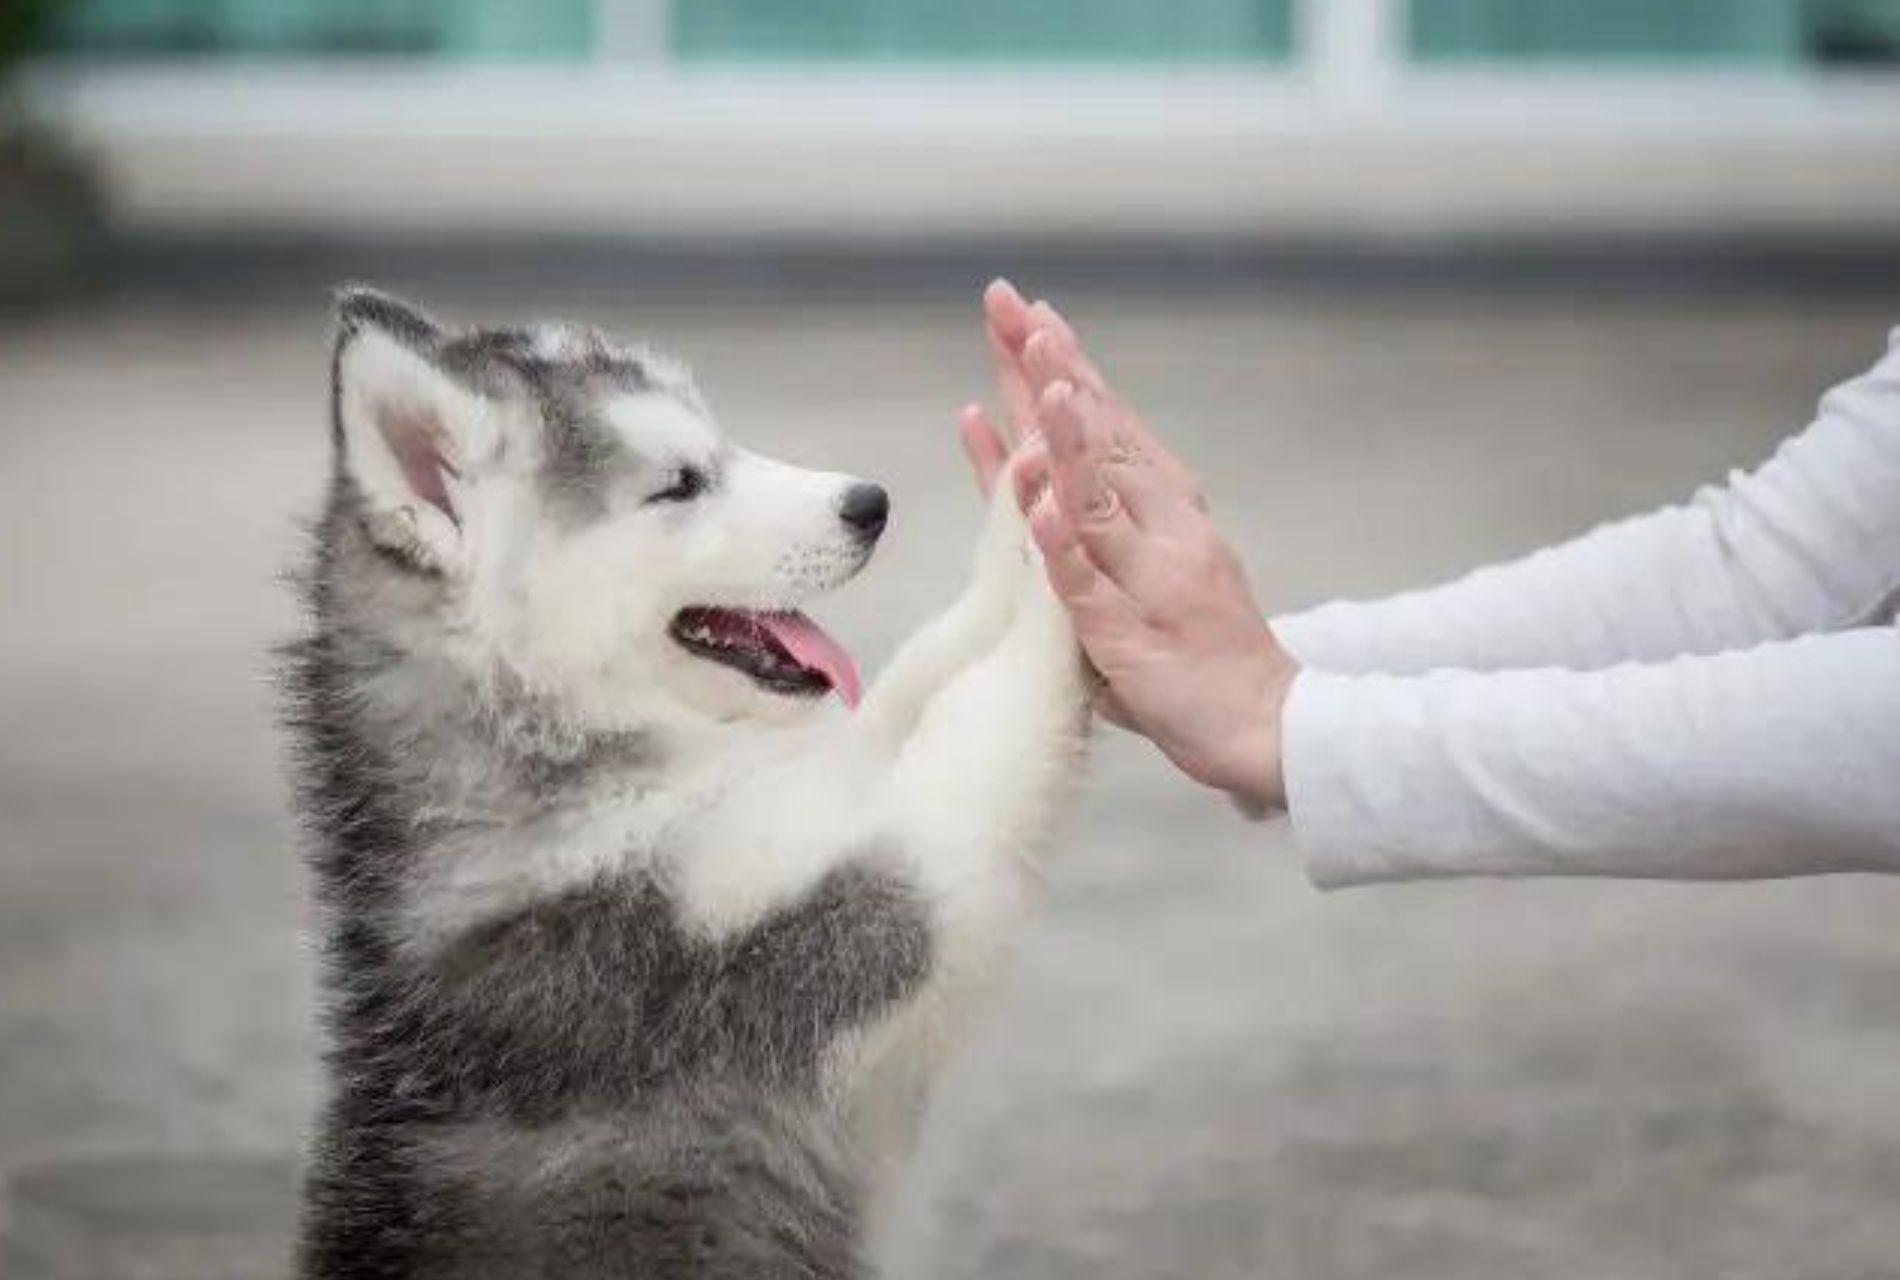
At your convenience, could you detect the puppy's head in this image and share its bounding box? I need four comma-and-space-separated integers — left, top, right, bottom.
328, 288, 886, 731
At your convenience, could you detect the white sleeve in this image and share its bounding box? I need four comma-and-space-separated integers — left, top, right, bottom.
1282, 627, 1900, 889
1274, 327, 1900, 675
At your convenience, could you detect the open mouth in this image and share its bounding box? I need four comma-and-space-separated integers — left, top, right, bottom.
669, 607, 862, 707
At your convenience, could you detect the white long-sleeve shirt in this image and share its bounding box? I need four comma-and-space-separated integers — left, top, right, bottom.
1273, 327, 1900, 889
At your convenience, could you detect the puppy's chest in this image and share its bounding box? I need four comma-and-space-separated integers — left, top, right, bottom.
404, 750, 871, 955
388, 754, 939, 1107
399, 785, 703, 955
398, 853, 935, 1124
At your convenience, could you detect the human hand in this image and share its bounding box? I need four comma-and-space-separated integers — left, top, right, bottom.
960, 280, 1299, 814
957, 283, 1040, 497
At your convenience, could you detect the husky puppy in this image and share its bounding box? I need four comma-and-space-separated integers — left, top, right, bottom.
280, 289, 1089, 1278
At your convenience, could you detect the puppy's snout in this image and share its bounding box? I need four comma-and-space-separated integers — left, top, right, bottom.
838, 483, 890, 542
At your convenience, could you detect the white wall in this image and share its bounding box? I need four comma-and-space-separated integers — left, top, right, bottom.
29, 0, 1900, 241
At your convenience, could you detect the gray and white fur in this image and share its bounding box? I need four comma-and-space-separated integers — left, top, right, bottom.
280, 289, 1089, 1278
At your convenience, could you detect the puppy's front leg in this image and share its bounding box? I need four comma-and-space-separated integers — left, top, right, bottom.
885, 547, 1089, 913
878, 483, 1090, 985
853, 482, 1034, 753
845, 517, 1090, 1176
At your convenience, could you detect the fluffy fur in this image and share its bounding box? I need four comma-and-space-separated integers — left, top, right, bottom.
280, 289, 1089, 1278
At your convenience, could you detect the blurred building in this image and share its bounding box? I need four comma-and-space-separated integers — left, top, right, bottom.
24, 0, 1900, 241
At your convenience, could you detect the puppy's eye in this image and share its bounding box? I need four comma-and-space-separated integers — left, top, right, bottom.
648, 466, 708, 505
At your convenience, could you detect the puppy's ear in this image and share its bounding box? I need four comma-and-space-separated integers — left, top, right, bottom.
332, 287, 495, 572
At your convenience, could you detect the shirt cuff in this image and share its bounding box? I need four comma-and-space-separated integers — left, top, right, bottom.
1280, 669, 1470, 890
1281, 671, 1374, 888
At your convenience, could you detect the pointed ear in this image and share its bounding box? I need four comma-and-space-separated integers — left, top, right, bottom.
332, 287, 494, 572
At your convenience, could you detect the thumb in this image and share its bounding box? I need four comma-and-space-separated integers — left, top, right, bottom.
958, 403, 1007, 497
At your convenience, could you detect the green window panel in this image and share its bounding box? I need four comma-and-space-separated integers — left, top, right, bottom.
1410, 0, 1900, 66
1806, 0, 1900, 63
435, 0, 596, 58
672, 0, 1295, 63
48, 0, 596, 58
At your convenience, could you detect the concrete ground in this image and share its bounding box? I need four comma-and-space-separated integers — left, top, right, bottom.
2, 282, 1898, 1279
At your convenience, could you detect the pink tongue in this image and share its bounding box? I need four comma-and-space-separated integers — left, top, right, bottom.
758, 611, 861, 708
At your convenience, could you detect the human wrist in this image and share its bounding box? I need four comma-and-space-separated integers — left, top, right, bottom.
1207, 653, 1297, 819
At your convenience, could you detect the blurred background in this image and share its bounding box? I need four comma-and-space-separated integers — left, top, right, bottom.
3, 2, 1900, 1277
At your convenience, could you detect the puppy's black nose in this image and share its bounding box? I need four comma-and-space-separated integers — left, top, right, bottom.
838, 483, 890, 540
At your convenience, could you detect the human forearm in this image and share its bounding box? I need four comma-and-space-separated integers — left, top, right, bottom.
1282, 627, 1900, 888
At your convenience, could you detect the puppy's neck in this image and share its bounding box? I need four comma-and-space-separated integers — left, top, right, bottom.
291, 529, 658, 851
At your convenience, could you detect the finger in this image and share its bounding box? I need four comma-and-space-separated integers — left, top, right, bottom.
982, 281, 1040, 440
1035, 380, 1111, 525
1021, 342, 1203, 529
983, 278, 1037, 349
1009, 431, 1052, 515
1020, 327, 1078, 397
1020, 318, 1200, 507
1025, 489, 1112, 611
1024, 492, 1149, 680
1062, 383, 1186, 532
1011, 305, 1209, 526
1025, 301, 1108, 392
985, 320, 1035, 439
1038, 380, 1147, 578
958, 403, 1008, 497
1100, 402, 1204, 511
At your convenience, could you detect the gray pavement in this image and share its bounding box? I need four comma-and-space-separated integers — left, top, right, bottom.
3, 285, 1898, 1279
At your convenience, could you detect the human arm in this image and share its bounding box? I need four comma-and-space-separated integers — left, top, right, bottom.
966, 285, 1900, 889
1286, 625, 1900, 886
